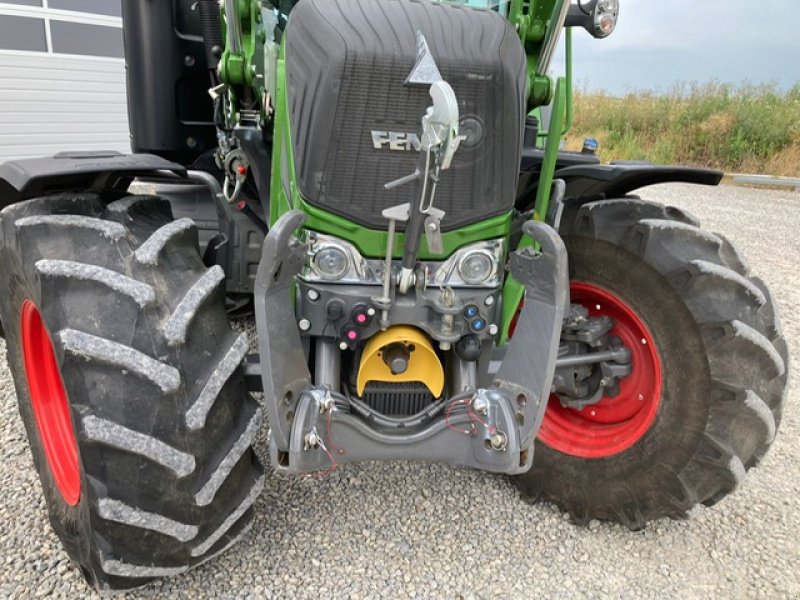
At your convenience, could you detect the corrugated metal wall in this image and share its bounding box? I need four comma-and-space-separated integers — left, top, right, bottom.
0, 1, 129, 161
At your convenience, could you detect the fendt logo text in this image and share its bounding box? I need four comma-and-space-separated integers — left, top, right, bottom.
371, 131, 422, 151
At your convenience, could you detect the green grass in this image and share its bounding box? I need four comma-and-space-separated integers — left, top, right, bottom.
566, 82, 800, 177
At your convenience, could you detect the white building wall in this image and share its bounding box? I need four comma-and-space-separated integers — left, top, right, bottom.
0, 1, 129, 161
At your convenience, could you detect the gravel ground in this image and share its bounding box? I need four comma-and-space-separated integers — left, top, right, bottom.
0, 183, 798, 599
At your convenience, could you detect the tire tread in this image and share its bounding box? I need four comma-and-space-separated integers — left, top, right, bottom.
0, 193, 263, 590
517, 196, 788, 528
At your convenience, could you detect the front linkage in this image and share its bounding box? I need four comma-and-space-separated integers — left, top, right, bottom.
256, 209, 567, 474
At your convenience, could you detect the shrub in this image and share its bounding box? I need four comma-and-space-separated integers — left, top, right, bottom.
566, 82, 800, 176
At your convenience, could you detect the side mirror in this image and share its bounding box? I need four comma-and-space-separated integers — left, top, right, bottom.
565, 0, 619, 38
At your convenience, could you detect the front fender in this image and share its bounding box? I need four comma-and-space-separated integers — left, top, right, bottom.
557, 163, 723, 198
0, 151, 186, 209
516, 162, 723, 213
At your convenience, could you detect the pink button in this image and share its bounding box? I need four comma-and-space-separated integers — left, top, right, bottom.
346, 330, 358, 340
356, 313, 367, 324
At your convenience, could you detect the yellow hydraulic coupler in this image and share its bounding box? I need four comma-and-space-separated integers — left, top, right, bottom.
356, 326, 444, 398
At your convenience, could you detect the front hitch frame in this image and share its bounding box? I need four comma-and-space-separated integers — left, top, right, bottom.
494, 221, 569, 449
255, 213, 568, 475
254, 210, 311, 451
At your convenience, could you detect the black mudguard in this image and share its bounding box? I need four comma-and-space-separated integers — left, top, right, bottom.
0, 151, 186, 208
557, 163, 724, 198
516, 162, 723, 212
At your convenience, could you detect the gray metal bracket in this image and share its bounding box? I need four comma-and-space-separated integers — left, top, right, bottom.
254, 210, 311, 450
495, 221, 569, 449
273, 387, 531, 475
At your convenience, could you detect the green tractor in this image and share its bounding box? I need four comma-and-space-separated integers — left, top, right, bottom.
0, 0, 788, 590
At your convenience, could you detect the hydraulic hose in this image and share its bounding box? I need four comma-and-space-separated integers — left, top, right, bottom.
197, 0, 224, 74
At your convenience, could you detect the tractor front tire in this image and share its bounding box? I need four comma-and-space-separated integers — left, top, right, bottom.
0, 193, 263, 590
514, 197, 788, 529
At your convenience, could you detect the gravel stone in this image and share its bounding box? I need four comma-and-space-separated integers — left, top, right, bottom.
0, 184, 798, 598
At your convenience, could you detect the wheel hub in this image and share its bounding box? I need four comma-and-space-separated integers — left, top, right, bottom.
538, 282, 662, 458
20, 300, 81, 505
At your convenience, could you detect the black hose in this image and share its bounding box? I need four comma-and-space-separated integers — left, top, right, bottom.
198, 0, 224, 73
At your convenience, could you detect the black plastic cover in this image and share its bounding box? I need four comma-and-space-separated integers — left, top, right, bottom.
514, 162, 723, 211
121, 0, 216, 165
555, 164, 724, 198
284, 0, 526, 231
0, 151, 185, 208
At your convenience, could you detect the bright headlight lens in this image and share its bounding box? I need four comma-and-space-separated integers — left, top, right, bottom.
594, 0, 618, 37
458, 251, 494, 285
597, 14, 615, 34
313, 246, 349, 279
598, 0, 618, 12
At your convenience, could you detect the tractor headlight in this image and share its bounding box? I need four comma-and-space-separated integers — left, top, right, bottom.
313, 245, 350, 280
594, 0, 619, 37
598, 0, 618, 11
301, 233, 380, 284
458, 250, 495, 285
301, 234, 504, 288
431, 239, 505, 288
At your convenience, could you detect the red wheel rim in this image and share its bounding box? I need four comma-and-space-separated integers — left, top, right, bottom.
20, 301, 81, 505
537, 282, 662, 459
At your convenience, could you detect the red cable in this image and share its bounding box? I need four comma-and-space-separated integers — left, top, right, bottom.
312, 406, 342, 478
326, 406, 343, 455
466, 407, 497, 435
313, 439, 338, 479
445, 397, 475, 435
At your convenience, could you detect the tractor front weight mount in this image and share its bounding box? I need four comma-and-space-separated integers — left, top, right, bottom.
255, 211, 568, 474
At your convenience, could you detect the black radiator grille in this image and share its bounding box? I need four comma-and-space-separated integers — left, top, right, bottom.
285, 0, 526, 232
362, 382, 435, 417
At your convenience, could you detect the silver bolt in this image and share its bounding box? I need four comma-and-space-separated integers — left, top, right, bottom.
307, 289, 320, 301
488, 324, 499, 336
304, 430, 320, 450
484, 295, 495, 307
339, 341, 349, 351
427, 221, 438, 232
184, 55, 196, 67
473, 395, 489, 415
366, 306, 376, 317
319, 393, 334, 414
490, 431, 508, 451
298, 318, 311, 331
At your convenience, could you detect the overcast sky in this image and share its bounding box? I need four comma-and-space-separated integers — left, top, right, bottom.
551, 0, 800, 94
